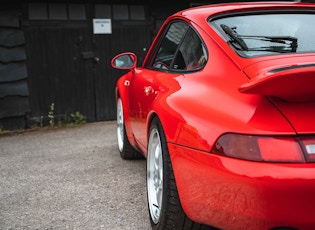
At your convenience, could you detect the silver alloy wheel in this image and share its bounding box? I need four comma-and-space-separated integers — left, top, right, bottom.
147, 127, 163, 224
117, 98, 124, 152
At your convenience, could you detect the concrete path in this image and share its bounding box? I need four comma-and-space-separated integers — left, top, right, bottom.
0, 121, 150, 229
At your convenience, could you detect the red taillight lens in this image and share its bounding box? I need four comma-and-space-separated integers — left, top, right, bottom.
257, 137, 304, 162
212, 134, 305, 162
213, 134, 262, 161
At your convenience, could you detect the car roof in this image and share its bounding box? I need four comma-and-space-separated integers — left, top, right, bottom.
173, 1, 315, 22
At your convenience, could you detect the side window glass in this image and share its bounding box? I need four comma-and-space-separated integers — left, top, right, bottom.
172, 28, 207, 71
151, 21, 188, 70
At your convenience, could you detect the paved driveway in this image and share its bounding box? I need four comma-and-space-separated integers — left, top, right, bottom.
0, 121, 150, 229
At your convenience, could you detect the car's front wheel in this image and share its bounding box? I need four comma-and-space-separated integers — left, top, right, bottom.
116, 97, 142, 159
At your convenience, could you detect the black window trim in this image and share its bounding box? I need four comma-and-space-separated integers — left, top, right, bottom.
146, 19, 208, 74
145, 19, 185, 71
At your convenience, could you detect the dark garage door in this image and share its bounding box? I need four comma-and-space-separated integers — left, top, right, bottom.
24, 3, 152, 123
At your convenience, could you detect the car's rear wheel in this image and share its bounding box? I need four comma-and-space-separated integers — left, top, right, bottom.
147, 117, 213, 229
116, 97, 142, 159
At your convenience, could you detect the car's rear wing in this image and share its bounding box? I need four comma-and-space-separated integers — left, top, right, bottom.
239, 64, 315, 102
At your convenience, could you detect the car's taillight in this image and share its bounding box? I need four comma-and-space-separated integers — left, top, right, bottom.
212, 134, 305, 162
301, 138, 315, 162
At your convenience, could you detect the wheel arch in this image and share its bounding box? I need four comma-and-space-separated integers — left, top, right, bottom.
146, 108, 178, 146
147, 99, 186, 148
144, 111, 159, 158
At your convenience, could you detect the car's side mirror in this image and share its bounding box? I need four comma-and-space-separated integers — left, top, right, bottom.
111, 52, 137, 70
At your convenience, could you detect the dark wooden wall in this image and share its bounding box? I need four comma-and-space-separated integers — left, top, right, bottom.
22, 3, 158, 126
0, 6, 30, 130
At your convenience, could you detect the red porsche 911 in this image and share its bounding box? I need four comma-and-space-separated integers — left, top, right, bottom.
111, 2, 315, 230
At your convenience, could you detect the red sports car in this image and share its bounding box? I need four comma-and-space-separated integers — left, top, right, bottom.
111, 2, 315, 230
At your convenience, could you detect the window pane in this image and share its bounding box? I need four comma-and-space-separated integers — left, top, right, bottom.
152, 22, 188, 70
69, 4, 86, 20
113, 5, 128, 20
95, 4, 111, 18
49, 3, 67, 20
28, 3, 48, 20
130, 5, 145, 20
175, 28, 207, 70
211, 13, 315, 57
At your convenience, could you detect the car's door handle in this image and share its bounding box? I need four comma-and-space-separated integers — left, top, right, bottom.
144, 86, 154, 96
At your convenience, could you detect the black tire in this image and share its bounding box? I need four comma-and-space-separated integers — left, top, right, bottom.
147, 117, 215, 230
116, 97, 142, 159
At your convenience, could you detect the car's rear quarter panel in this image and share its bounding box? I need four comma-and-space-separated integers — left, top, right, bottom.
155, 33, 296, 152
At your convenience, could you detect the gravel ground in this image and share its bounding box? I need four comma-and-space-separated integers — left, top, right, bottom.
0, 121, 151, 230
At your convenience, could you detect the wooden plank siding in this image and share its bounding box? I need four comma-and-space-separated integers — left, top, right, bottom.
24, 25, 96, 124
0, 8, 30, 130
23, 3, 156, 126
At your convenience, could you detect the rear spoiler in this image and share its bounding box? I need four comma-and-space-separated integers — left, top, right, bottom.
239, 64, 315, 102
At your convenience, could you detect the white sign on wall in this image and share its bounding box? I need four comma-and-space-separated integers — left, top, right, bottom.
93, 19, 112, 34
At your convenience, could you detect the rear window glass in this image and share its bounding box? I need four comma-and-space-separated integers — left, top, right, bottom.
210, 12, 315, 57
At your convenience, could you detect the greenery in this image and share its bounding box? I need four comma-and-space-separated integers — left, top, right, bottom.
70, 111, 87, 125
0, 103, 87, 134
48, 103, 86, 126
48, 103, 55, 127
